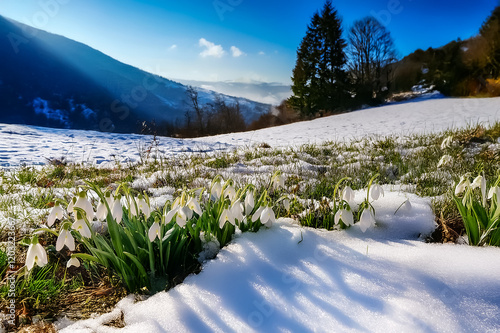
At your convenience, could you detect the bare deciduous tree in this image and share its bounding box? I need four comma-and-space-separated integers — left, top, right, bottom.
348, 17, 397, 103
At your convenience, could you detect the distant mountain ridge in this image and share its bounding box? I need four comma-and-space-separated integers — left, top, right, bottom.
0, 16, 271, 133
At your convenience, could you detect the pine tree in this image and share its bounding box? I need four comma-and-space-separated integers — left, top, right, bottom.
289, 1, 348, 116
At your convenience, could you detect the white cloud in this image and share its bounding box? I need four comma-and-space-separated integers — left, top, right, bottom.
199, 38, 225, 58
230, 46, 245, 57
169, 44, 177, 51
258, 51, 265, 55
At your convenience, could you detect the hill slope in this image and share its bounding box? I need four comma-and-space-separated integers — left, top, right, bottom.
0, 16, 270, 133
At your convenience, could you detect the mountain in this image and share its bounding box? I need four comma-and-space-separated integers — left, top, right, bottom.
176, 79, 292, 105
0, 16, 271, 133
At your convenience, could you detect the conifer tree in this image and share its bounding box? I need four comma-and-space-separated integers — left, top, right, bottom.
289, 1, 348, 116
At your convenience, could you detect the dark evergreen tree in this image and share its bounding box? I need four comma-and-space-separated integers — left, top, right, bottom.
289, 1, 349, 116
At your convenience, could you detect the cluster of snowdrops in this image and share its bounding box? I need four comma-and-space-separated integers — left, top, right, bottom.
22, 172, 385, 293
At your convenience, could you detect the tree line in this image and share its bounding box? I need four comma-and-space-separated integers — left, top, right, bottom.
288, 0, 397, 118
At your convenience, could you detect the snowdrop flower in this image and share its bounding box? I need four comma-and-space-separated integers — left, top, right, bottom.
56, 228, 75, 251
219, 208, 235, 228
95, 199, 108, 221
164, 206, 179, 224
72, 215, 92, 238
211, 182, 222, 200
231, 199, 244, 222
148, 221, 161, 242
437, 155, 452, 168
187, 197, 202, 216
111, 197, 123, 223
223, 185, 236, 201
67, 257, 80, 268
162, 228, 175, 241
244, 191, 255, 214
176, 206, 191, 228
342, 186, 355, 203
252, 206, 265, 222
334, 209, 354, 226
487, 186, 500, 207
273, 174, 285, 190
441, 135, 454, 149
370, 184, 384, 201
130, 195, 149, 218
25, 239, 48, 271
455, 176, 470, 195
47, 203, 65, 227
283, 198, 290, 212
67, 197, 76, 214
358, 209, 376, 232
172, 196, 182, 210
470, 174, 487, 206
403, 199, 412, 212
74, 191, 95, 221
260, 206, 275, 228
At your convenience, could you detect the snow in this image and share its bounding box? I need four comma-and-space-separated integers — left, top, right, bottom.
0, 96, 498, 167
58, 190, 500, 333
6, 96, 500, 332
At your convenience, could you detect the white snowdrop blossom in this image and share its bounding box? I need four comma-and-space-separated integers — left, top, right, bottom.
47, 203, 65, 227
244, 191, 255, 214
111, 198, 123, 223
164, 206, 179, 224
96, 199, 108, 221
273, 174, 285, 190
26, 242, 48, 271
455, 176, 470, 195
176, 206, 191, 228
441, 135, 454, 150
437, 155, 452, 168
67, 257, 80, 268
231, 199, 244, 222
358, 209, 376, 232
162, 228, 175, 241
187, 197, 202, 216
74, 192, 95, 220
67, 197, 76, 214
56, 228, 75, 251
370, 184, 384, 201
132, 195, 151, 219
471, 175, 487, 205
172, 196, 182, 210
72, 217, 91, 238
211, 182, 222, 200
283, 198, 290, 212
252, 206, 265, 222
148, 222, 161, 242
487, 186, 500, 207
342, 186, 355, 203
334, 209, 354, 226
219, 208, 235, 228
223, 185, 236, 201
260, 207, 275, 228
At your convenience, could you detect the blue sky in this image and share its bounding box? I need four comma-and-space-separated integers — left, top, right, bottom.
1, 0, 498, 85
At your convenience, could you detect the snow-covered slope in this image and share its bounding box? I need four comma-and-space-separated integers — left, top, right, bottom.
1, 96, 498, 167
